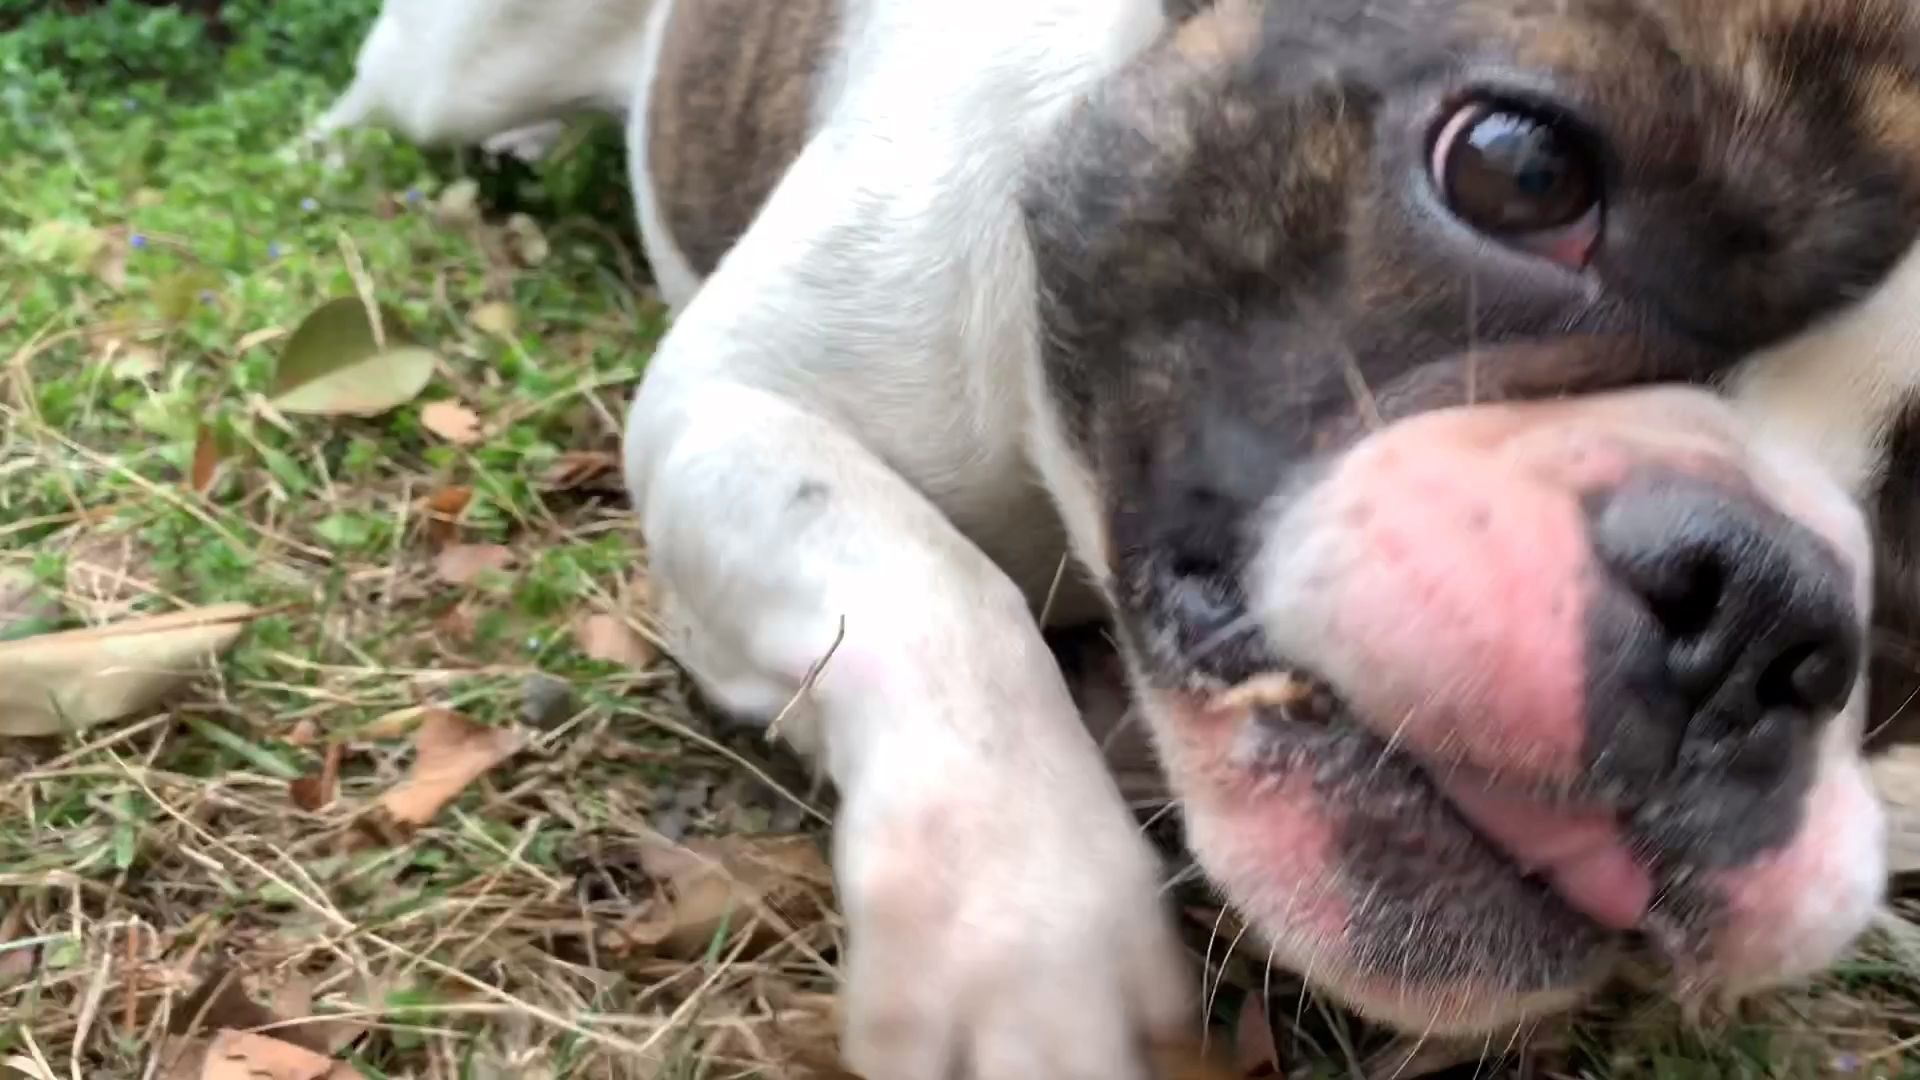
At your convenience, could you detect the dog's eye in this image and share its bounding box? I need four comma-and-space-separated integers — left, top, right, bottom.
1432, 102, 1601, 267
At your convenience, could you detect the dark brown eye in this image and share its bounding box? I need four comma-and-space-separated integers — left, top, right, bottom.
1431, 101, 1601, 266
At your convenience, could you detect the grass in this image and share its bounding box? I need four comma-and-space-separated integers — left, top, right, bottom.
1, 3, 1919, 1078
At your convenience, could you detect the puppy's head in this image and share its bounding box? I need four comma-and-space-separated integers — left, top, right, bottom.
1023, 0, 1920, 1035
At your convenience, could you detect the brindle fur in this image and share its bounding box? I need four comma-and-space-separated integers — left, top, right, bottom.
646, 0, 842, 276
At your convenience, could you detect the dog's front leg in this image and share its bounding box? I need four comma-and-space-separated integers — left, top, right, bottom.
626, 379, 1194, 1079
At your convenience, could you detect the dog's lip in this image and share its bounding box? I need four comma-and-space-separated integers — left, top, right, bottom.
1226, 672, 1653, 932
1432, 775, 1653, 930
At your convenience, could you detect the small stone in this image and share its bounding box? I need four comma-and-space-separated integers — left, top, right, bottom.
520, 674, 575, 728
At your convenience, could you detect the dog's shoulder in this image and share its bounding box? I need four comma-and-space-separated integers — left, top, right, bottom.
639, 0, 1170, 306
637, 0, 1172, 433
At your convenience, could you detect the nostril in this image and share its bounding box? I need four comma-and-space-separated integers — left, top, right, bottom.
1637, 545, 1724, 641
1589, 474, 1862, 733
1757, 642, 1853, 715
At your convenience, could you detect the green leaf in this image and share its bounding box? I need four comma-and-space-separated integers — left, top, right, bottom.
183, 716, 303, 779
270, 296, 440, 417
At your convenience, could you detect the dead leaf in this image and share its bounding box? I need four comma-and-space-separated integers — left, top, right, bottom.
0, 603, 259, 737
421, 401, 483, 446
1873, 745, 1920, 875
540, 450, 622, 492
0, 907, 36, 986
573, 613, 655, 670
200, 1030, 362, 1080
269, 297, 439, 418
435, 604, 480, 644
433, 543, 514, 586
189, 426, 221, 494
289, 742, 344, 811
420, 485, 473, 548
154, 1035, 214, 1080
1235, 994, 1282, 1077
469, 301, 517, 339
269, 976, 314, 1028
624, 834, 834, 960
170, 965, 276, 1038
378, 709, 524, 828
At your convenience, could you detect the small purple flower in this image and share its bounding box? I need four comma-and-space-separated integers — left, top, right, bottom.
300, 197, 319, 213
129, 233, 147, 250
199, 290, 217, 306
405, 188, 424, 204
267, 242, 282, 260
1832, 1053, 1860, 1073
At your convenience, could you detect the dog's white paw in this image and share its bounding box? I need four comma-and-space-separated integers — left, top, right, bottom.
481, 120, 568, 163
835, 777, 1193, 1079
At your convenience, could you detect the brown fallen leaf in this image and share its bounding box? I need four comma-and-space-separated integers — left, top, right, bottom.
1872, 744, 1920, 875
289, 742, 345, 811
0, 603, 259, 737
378, 709, 524, 828
200, 1030, 363, 1080
421, 400, 483, 446
156, 1035, 214, 1080
0, 906, 36, 986
170, 965, 277, 1039
162, 964, 360, 1064
620, 834, 834, 960
540, 450, 622, 492
434, 603, 480, 644
268, 976, 315, 1034
189, 426, 221, 494
419, 485, 473, 549
573, 613, 656, 670
433, 543, 514, 586
1235, 993, 1282, 1077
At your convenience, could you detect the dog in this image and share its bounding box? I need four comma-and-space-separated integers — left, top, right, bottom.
318, 0, 1920, 1074
298, 0, 652, 162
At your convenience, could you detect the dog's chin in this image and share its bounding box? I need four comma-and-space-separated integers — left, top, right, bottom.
1141, 678, 1631, 1036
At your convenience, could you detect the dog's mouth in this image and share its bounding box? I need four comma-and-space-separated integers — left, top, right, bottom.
1215, 670, 1655, 935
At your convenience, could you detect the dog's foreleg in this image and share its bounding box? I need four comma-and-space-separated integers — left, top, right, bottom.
624, 377, 1195, 1079
480, 120, 570, 163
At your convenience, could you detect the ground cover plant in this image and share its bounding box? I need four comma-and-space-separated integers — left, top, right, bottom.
3, 3, 1920, 1077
